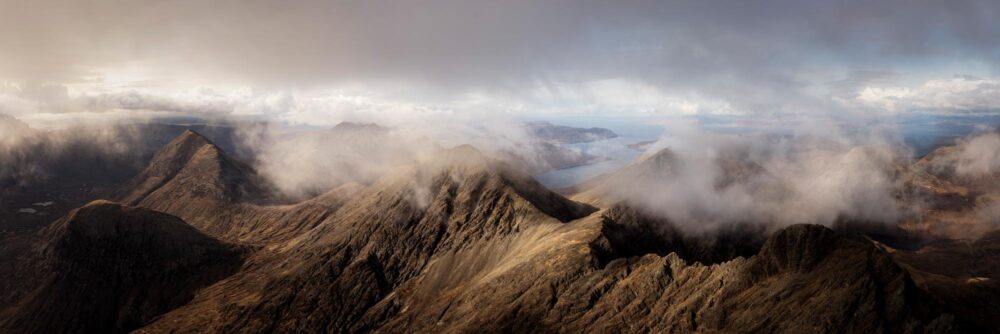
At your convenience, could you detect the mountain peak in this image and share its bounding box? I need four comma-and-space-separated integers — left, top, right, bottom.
331, 121, 387, 133
118, 129, 270, 210
434, 144, 486, 164
174, 129, 214, 148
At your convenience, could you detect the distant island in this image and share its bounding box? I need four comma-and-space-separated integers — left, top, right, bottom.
524, 121, 618, 144
627, 139, 657, 151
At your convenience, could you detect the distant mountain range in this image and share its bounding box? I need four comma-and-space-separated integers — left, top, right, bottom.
0, 117, 998, 333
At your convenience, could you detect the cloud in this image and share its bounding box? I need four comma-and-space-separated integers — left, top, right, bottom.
955, 132, 1000, 178
597, 120, 907, 231
0, 115, 155, 187
857, 78, 1000, 113
1, 0, 999, 120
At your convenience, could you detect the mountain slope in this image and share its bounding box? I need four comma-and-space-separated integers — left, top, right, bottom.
137, 145, 598, 333
118, 129, 270, 208
117, 130, 355, 244
0, 201, 244, 334
134, 146, 961, 333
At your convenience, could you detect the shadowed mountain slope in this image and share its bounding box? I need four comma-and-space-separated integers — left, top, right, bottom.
0, 201, 244, 334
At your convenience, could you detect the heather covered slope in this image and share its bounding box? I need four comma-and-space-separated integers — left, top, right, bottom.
0, 201, 244, 334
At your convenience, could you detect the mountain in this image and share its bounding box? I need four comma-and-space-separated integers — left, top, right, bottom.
888, 136, 1000, 331
1, 129, 994, 332
525, 121, 619, 144
0, 120, 258, 236
915, 132, 1000, 193
126, 145, 966, 333
117, 130, 355, 244
118, 129, 270, 206
0, 201, 243, 334
891, 230, 1000, 331
136, 145, 601, 332
572, 147, 787, 209
887, 133, 1000, 240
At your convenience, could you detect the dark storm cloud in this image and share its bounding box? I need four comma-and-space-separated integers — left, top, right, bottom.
0, 0, 998, 115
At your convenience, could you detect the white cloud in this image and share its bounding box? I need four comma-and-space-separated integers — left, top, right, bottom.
857, 77, 1000, 113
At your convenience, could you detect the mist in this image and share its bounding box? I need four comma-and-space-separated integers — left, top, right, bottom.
233, 113, 600, 200
0, 116, 147, 188
955, 132, 1000, 178
588, 120, 911, 232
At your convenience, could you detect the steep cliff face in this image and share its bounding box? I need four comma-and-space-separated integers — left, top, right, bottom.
0, 201, 244, 334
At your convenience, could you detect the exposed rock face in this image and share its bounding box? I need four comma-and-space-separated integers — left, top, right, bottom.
0, 201, 243, 334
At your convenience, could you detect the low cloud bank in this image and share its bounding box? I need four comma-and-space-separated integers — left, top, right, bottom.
0, 115, 152, 188
597, 121, 909, 232
955, 132, 1000, 178
235, 115, 605, 200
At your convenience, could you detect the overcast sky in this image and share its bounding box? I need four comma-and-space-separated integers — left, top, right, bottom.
1, 0, 998, 126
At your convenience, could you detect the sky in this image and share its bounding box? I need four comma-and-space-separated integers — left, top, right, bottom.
1, 0, 999, 127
